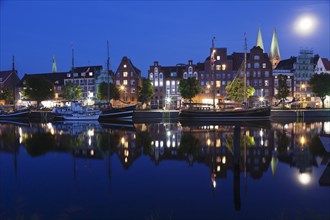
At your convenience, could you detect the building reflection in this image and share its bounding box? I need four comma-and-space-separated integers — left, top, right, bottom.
1, 118, 329, 203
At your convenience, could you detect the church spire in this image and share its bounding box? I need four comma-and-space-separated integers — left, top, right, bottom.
270, 27, 281, 69
256, 26, 264, 51
52, 55, 57, 73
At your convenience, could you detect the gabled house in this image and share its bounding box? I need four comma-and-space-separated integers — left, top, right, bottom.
0, 69, 20, 104
314, 57, 330, 74
113, 56, 141, 106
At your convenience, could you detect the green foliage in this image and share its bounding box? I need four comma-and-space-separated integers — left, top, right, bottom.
61, 81, 82, 101
21, 76, 54, 106
225, 78, 255, 102
138, 78, 153, 104
275, 74, 290, 104
97, 82, 120, 101
309, 73, 330, 108
0, 87, 14, 101
178, 77, 202, 103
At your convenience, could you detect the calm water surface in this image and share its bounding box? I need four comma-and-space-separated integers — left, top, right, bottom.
0, 118, 329, 220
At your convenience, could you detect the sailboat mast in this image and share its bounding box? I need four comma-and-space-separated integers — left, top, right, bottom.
107, 41, 110, 103
243, 33, 247, 106
211, 37, 216, 108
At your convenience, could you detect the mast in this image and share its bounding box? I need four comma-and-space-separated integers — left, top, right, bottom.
71, 45, 74, 80
211, 37, 216, 108
107, 41, 110, 103
243, 33, 247, 106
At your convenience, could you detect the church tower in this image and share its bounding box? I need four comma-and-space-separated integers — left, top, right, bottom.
270, 28, 281, 69
52, 55, 57, 73
256, 26, 264, 51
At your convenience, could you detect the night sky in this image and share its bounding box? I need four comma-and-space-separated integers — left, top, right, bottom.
1, 1, 329, 78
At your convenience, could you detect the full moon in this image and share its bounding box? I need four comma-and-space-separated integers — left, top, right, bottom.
294, 15, 317, 36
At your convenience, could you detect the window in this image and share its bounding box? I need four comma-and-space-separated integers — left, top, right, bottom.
166, 80, 170, 86
222, 64, 226, 70
264, 71, 269, 77
247, 71, 250, 77
188, 66, 193, 74
123, 80, 128, 85
81, 72, 86, 77
253, 71, 256, 77
259, 79, 262, 86
155, 81, 158, 87
222, 81, 226, 86
247, 80, 250, 86
67, 73, 71, 77
217, 56, 220, 60
247, 63, 251, 68
254, 63, 260, 68
170, 72, 177, 77
130, 72, 134, 77
131, 88, 135, 93
159, 73, 163, 79
201, 74, 204, 79
201, 81, 204, 86
154, 67, 158, 74
89, 72, 93, 76
131, 80, 135, 85
155, 72, 158, 80
150, 73, 153, 80
264, 80, 269, 86
123, 72, 128, 77
216, 81, 221, 87
254, 55, 260, 60
74, 73, 78, 77
159, 81, 163, 87
216, 65, 221, 70
257, 71, 261, 77
262, 63, 266, 68
124, 64, 127, 68
194, 72, 198, 79
183, 73, 187, 79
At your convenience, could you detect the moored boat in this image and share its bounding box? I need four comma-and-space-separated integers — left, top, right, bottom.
52, 102, 101, 121
0, 108, 31, 120
179, 105, 271, 120
99, 104, 136, 121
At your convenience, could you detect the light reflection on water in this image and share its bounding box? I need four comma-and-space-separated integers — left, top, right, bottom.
0, 119, 329, 220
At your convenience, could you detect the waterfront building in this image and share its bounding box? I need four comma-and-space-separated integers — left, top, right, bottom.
314, 57, 330, 74
148, 60, 197, 109
113, 56, 141, 107
273, 57, 296, 102
293, 49, 318, 101
0, 57, 20, 105
17, 65, 102, 107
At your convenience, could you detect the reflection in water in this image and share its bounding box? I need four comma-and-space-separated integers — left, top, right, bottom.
0, 119, 329, 218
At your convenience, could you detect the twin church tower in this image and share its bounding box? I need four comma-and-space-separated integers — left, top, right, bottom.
256, 26, 281, 69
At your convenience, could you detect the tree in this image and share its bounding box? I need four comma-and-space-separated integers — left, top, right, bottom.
0, 87, 14, 103
97, 82, 120, 101
309, 73, 330, 109
138, 78, 153, 105
178, 77, 202, 103
225, 78, 254, 102
21, 76, 54, 107
275, 74, 290, 106
61, 81, 82, 101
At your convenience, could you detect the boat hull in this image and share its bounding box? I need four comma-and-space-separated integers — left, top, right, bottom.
99, 105, 136, 120
179, 106, 271, 120
0, 109, 31, 120
55, 114, 100, 121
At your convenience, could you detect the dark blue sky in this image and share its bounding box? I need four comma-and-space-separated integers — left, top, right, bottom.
1, 1, 329, 78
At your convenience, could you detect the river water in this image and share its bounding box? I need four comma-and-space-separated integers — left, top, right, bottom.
0, 118, 329, 220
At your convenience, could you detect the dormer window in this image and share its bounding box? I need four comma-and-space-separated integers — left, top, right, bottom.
124, 64, 127, 68
89, 72, 93, 76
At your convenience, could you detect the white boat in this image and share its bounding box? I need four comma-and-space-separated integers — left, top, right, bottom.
52, 102, 101, 121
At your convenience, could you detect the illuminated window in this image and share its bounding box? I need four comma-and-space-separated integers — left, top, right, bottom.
159, 81, 163, 87
262, 63, 266, 68
124, 64, 127, 68
217, 56, 220, 60
123, 72, 128, 77
265, 80, 269, 86
216, 80, 221, 87
89, 72, 93, 76
150, 73, 153, 80
123, 80, 128, 85
216, 65, 221, 70
222, 64, 226, 70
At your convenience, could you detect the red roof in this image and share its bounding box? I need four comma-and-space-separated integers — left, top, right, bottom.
321, 58, 330, 71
